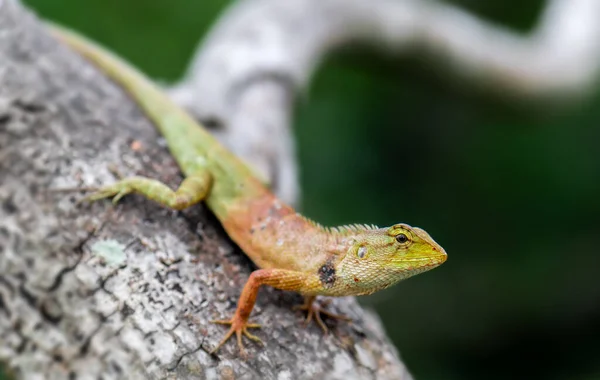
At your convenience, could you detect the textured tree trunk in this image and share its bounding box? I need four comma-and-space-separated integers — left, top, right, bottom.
0, 1, 411, 379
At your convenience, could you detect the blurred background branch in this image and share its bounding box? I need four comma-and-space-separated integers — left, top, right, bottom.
168, 0, 600, 204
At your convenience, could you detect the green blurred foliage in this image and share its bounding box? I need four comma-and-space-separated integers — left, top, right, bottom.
18, 0, 600, 379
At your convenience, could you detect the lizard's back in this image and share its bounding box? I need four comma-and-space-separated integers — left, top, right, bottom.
50, 25, 339, 274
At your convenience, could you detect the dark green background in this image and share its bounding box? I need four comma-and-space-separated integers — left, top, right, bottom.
7, 1, 599, 379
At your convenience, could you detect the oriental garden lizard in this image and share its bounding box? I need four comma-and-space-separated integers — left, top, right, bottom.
47, 24, 448, 356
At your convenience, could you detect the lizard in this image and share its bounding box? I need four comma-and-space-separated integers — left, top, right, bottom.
47, 23, 448, 356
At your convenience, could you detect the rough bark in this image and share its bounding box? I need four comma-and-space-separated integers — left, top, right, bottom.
0, 1, 411, 379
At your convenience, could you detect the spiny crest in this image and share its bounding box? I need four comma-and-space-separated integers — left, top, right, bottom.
301, 216, 326, 230
327, 223, 379, 235
299, 215, 378, 235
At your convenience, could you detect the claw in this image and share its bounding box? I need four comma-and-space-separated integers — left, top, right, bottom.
210, 317, 262, 356
79, 183, 132, 205
243, 329, 263, 343
294, 296, 351, 333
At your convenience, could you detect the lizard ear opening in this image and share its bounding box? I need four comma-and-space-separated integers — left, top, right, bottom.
357, 245, 368, 259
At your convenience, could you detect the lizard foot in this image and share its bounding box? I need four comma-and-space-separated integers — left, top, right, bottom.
294, 296, 351, 333
82, 184, 134, 204
210, 317, 262, 356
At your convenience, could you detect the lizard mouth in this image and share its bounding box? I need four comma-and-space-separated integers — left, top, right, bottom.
396, 254, 447, 267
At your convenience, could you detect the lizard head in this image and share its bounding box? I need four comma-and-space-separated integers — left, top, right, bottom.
335, 223, 447, 295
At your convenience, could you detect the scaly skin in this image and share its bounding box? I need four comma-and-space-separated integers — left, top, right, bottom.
48, 24, 448, 356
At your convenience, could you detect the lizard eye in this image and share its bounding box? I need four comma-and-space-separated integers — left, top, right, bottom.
396, 233, 409, 244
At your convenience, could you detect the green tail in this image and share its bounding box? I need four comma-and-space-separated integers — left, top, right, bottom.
46, 23, 264, 217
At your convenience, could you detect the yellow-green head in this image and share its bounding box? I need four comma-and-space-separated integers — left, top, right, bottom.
329, 223, 447, 296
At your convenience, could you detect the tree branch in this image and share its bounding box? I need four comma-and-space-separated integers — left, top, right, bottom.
0, 1, 411, 378
167, 0, 600, 205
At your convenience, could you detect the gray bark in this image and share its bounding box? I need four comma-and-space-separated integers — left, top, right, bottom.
0, 1, 412, 379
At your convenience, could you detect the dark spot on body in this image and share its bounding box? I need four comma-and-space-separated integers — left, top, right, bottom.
318, 259, 336, 288
249, 228, 255, 234
353, 277, 360, 283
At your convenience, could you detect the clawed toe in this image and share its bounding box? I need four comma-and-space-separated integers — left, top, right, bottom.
296, 296, 351, 333
210, 317, 262, 355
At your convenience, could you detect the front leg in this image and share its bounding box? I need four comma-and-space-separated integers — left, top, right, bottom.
211, 268, 321, 356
